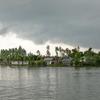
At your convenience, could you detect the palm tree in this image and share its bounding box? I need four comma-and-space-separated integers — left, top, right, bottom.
46, 45, 51, 56
36, 50, 41, 56
77, 46, 80, 52
65, 48, 71, 56
84, 47, 95, 57
58, 46, 62, 57
58, 46, 65, 57
55, 47, 59, 57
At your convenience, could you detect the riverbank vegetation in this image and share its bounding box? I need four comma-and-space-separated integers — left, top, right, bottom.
0, 46, 100, 67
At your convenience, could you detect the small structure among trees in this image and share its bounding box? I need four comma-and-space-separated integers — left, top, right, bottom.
0, 45, 100, 67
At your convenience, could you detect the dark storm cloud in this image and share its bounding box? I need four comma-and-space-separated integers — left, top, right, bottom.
0, 27, 9, 35
0, 0, 100, 48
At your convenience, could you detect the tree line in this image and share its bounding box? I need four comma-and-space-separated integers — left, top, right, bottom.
0, 45, 100, 66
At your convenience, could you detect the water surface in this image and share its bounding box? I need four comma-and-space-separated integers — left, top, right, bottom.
0, 66, 100, 100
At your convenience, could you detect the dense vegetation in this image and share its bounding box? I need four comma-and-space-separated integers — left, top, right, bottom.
0, 46, 100, 67
55, 46, 100, 66
0, 46, 45, 66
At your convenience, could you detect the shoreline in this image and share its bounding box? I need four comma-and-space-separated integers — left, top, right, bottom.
0, 63, 100, 67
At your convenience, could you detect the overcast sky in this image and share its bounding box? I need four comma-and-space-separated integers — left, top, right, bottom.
0, 0, 100, 51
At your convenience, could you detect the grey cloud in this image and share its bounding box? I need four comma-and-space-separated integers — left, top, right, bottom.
0, 26, 10, 35
0, 0, 100, 49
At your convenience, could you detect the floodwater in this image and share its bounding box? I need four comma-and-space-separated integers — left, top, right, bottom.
0, 66, 100, 100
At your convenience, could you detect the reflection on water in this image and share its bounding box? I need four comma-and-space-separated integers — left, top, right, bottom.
0, 66, 100, 100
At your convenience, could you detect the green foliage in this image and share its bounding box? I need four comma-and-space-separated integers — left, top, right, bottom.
0, 46, 100, 67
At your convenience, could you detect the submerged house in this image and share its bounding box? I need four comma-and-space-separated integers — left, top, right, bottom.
44, 56, 72, 66
44, 57, 54, 65
11, 61, 28, 65
62, 56, 72, 66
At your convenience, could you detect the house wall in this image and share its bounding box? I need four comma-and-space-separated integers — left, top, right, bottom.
11, 61, 28, 65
